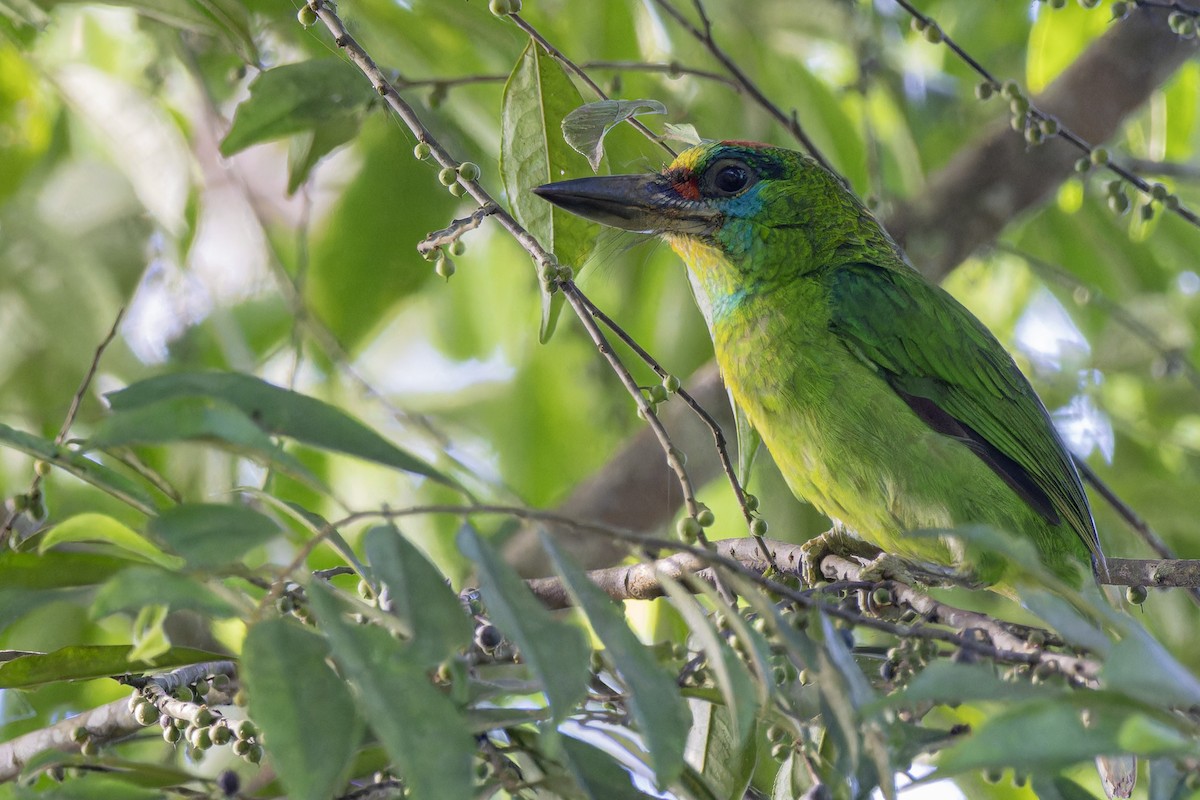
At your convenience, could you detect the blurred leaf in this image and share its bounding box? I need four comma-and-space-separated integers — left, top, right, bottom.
684, 701, 757, 800
363, 525, 472, 668
308, 582, 474, 800
91, 566, 236, 619
220, 59, 375, 156
105, 372, 458, 488
146, 503, 281, 570
88, 395, 318, 487
1027, 3, 1108, 93
0, 645, 224, 688
543, 535, 690, 788
1030, 775, 1104, 800
871, 660, 1056, 711
7, 773, 166, 799
0, 424, 158, 514
1103, 626, 1200, 708
0, 550, 131, 589
661, 576, 757, 747
242, 618, 362, 800
500, 38, 592, 342
287, 114, 362, 195
40, 513, 182, 570
50, 0, 256, 61
559, 735, 655, 800
562, 99, 666, 171
457, 525, 590, 724
127, 603, 171, 662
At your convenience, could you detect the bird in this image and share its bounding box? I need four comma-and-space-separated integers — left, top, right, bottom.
533, 140, 1106, 591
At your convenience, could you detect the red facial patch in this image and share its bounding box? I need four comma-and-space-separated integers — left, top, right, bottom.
672, 175, 701, 200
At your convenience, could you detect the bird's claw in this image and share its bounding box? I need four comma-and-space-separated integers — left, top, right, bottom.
799, 527, 883, 586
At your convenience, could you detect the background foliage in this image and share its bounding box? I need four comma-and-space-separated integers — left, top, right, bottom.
1, 0, 1200, 798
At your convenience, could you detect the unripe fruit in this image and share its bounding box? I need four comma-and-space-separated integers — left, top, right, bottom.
449, 183, 466, 197
163, 725, 182, 744
435, 255, 455, 279
297, 4, 316, 26
743, 493, 759, 511
1126, 585, 1148, 605
474, 623, 503, 650
1002, 80, 1022, 100
1110, 1, 1128, 20
457, 161, 480, 181
923, 25, 943, 44
974, 82, 993, 100
1090, 147, 1109, 165
677, 516, 702, 542
750, 517, 768, 536
648, 384, 669, 404
663, 374, 681, 393
438, 167, 457, 186
1150, 182, 1169, 201
1108, 192, 1130, 215
1074, 157, 1091, 173
413, 141, 431, 160
134, 701, 159, 726
449, 239, 466, 256
696, 508, 716, 528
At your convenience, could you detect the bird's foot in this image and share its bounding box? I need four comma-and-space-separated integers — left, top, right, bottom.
799, 528, 883, 586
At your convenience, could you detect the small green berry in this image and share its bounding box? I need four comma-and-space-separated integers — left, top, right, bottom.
449, 183, 466, 197
163, 725, 182, 744
1009, 96, 1030, 115
236, 720, 258, 740
1090, 147, 1109, 165
871, 587, 893, 607
677, 516, 702, 542
1140, 203, 1154, 221
1002, 80, 1022, 100
1024, 125, 1044, 145
1150, 182, 1169, 201
648, 384, 669, 404
211, 724, 232, 745
983, 768, 1004, 784
80, 739, 100, 757
662, 374, 681, 393
413, 141, 431, 160
909, 16, 928, 32
1079, 0, 1099, 6
750, 517, 768, 537
1108, 192, 1130, 215
438, 166, 457, 186
923, 25, 943, 44
743, 493, 759, 511
488, 0, 511, 15
696, 508, 716, 528
1126, 585, 1148, 605
232, 739, 251, 756
1164, 193, 1180, 210
134, 701, 159, 726
974, 81, 994, 100
71, 726, 89, 743
435, 255, 455, 279
246, 744, 264, 763
1168, 11, 1187, 33
297, 4, 317, 26
449, 239, 466, 256
1039, 117, 1059, 136
1074, 157, 1091, 173
556, 264, 574, 281
1110, 1, 1128, 20
457, 161, 480, 181
1105, 179, 1123, 196
1050, 0, 1066, 8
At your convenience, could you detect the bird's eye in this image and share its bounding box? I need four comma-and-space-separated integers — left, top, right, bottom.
706, 160, 754, 196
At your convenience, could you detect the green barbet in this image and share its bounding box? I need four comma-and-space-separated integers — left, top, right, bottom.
534, 140, 1106, 588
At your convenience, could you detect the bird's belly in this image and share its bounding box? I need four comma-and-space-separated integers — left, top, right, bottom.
716, 324, 1033, 571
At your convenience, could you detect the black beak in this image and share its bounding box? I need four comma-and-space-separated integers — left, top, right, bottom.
532, 174, 717, 235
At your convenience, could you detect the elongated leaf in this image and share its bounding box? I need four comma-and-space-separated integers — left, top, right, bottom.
0, 645, 224, 688
221, 59, 374, 156
308, 582, 474, 800
561, 99, 666, 171
287, 114, 362, 195
364, 525, 472, 668
559, 735, 655, 800
105, 372, 457, 487
870, 660, 1057, 711
91, 566, 236, 619
457, 526, 589, 724
0, 550, 132, 589
1104, 627, 1200, 708
242, 619, 362, 800
543, 536, 689, 788
500, 39, 592, 342
684, 700, 757, 800
87, 395, 318, 486
147, 503, 281, 570
0, 424, 158, 513
40, 513, 183, 570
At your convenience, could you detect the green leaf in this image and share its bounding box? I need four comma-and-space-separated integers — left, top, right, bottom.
147, 503, 282, 570
1031, 775, 1105, 800
660, 576, 757, 747
128, 603, 172, 662
543, 535, 689, 788
40, 513, 183, 570
0, 645, 225, 688
0, 550, 132, 589
561, 99, 666, 171
52, 0, 256, 62
684, 701, 757, 800
456, 525, 590, 724
308, 582, 475, 800
0, 423, 158, 514
242, 619, 362, 800
500, 38, 592, 342
732, 400, 761, 487
220, 60, 375, 156
91, 566, 236, 619
86, 395, 319, 487
9, 773, 167, 799
559, 735, 656, 800
363, 525, 472, 668
287, 115, 362, 195
1103, 627, 1200, 708
105, 372, 458, 488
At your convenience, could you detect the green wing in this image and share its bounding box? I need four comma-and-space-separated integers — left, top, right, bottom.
829, 262, 1101, 565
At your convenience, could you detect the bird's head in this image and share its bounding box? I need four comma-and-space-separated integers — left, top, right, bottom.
533, 140, 859, 260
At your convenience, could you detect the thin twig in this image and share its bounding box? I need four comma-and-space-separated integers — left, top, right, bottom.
417, 205, 498, 256
649, 0, 840, 179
